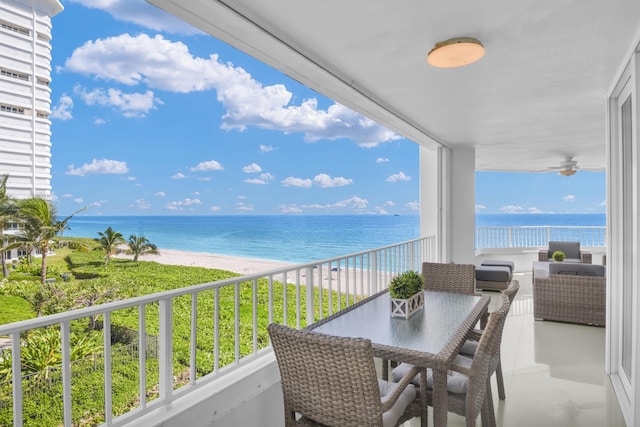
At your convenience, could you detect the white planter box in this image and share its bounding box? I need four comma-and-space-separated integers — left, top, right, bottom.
390, 291, 424, 318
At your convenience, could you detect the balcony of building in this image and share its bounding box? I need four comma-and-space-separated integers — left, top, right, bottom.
0, 228, 622, 426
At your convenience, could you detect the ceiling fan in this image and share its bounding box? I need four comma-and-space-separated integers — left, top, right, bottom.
547, 157, 579, 176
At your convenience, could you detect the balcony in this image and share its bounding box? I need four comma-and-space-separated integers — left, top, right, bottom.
0, 230, 624, 426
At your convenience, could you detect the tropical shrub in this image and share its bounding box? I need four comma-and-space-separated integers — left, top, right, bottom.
0, 328, 101, 382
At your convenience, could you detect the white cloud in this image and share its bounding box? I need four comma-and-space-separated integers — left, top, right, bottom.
89, 200, 107, 207
280, 204, 303, 213
475, 204, 487, 212
259, 144, 274, 153
242, 163, 262, 173
94, 118, 107, 125
236, 202, 254, 212
62, 33, 400, 147
164, 198, 202, 211
406, 201, 419, 211
281, 174, 351, 188
50, 95, 73, 120
313, 173, 353, 188
67, 0, 200, 35
131, 199, 151, 209
210, 206, 221, 212
302, 196, 368, 211
74, 86, 161, 118
500, 205, 525, 213
599, 200, 606, 207
73, 198, 84, 204
386, 172, 411, 182
62, 194, 72, 198
563, 194, 576, 202
282, 177, 313, 188
172, 172, 186, 179
155, 192, 166, 197
66, 158, 128, 176
384, 201, 396, 207
529, 207, 544, 213
244, 173, 275, 185
376, 157, 389, 163
190, 160, 224, 171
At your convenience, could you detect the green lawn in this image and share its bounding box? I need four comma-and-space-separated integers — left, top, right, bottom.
0, 295, 35, 324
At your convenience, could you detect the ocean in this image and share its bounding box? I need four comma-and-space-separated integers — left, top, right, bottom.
64, 214, 605, 264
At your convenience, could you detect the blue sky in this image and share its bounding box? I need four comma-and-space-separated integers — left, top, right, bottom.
48, 1, 605, 217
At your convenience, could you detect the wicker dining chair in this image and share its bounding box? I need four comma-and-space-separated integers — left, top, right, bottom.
460, 280, 520, 400
392, 293, 511, 427
422, 262, 477, 295
268, 323, 425, 427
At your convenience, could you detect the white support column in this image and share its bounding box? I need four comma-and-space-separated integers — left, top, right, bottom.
450, 147, 476, 264
420, 145, 444, 261
420, 145, 476, 264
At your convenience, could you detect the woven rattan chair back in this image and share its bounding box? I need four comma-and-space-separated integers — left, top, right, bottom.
502, 279, 520, 304
268, 323, 386, 426
465, 293, 511, 424
422, 262, 476, 295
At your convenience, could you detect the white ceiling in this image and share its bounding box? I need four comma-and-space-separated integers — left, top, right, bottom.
147, 0, 640, 172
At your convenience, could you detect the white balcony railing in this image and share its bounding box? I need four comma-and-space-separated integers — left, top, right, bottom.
475, 226, 606, 250
0, 236, 436, 427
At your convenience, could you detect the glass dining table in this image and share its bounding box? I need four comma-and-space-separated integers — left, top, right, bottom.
308, 289, 490, 427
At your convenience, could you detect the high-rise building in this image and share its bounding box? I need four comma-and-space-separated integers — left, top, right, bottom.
0, 0, 63, 199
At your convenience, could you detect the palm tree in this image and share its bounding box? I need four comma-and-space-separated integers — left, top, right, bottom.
0, 175, 21, 277
95, 226, 126, 265
126, 234, 159, 262
18, 197, 84, 284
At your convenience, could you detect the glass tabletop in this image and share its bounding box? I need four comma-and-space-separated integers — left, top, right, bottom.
310, 290, 489, 357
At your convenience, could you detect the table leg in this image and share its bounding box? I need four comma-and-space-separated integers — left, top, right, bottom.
420, 369, 428, 427
381, 358, 389, 380
432, 369, 448, 426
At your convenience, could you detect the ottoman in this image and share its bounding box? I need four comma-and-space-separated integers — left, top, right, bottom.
476, 262, 513, 291
480, 260, 514, 273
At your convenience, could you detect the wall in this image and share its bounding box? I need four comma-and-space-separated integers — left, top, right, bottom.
124, 352, 285, 427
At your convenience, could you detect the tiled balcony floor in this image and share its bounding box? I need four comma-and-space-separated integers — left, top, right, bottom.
404, 271, 625, 427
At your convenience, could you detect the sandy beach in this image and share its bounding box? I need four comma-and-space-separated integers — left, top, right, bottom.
115, 248, 387, 298
114, 248, 294, 275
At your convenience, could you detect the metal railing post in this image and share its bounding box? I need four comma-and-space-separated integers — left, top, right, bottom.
159, 298, 173, 403
306, 266, 314, 326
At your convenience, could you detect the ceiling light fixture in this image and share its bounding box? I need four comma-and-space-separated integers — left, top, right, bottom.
427, 37, 485, 68
559, 169, 577, 177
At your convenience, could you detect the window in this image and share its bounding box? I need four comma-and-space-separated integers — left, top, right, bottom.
0, 104, 25, 115
0, 21, 29, 36
1, 68, 29, 81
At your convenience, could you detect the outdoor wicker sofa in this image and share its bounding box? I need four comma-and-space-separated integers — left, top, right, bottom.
538, 241, 592, 264
533, 263, 605, 326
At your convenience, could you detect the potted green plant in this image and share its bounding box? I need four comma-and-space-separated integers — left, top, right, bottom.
552, 250, 566, 262
389, 270, 424, 318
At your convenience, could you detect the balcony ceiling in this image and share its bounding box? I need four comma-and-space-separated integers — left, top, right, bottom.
148, 0, 640, 172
